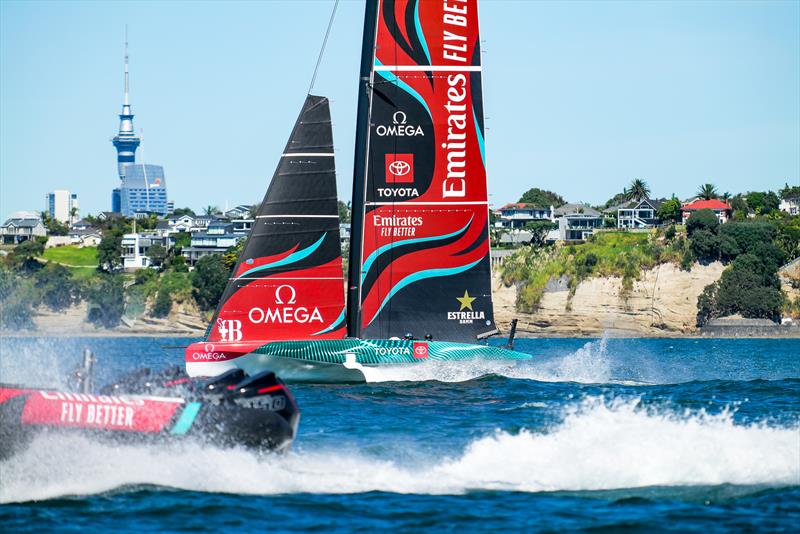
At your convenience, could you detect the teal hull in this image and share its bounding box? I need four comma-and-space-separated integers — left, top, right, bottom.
186, 339, 531, 383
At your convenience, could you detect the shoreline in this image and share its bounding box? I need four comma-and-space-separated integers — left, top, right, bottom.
2, 330, 798, 339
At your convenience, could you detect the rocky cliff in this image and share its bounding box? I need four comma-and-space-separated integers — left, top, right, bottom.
493, 262, 726, 337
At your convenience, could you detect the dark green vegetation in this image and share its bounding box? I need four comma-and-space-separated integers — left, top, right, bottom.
518, 188, 565, 207
0, 234, 239, 331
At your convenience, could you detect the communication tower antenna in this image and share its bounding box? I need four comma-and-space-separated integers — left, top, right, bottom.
139, 128, 151, 213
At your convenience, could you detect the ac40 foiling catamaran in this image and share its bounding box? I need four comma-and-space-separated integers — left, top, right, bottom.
185, 0, 530, 382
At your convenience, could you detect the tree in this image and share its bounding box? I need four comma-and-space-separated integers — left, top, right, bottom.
148, 244, 167, 268
686, 209, 719, 237
689, 229, 719, 263
35, 263, 77, 311
248, 203, 260, 219
12, 239, 45, 272
97, 232, 122, 272
337, 200, 351, 223
46, 218, 69, 236
697, 250, 785, 326
603, 191, 628, 209
86, 274, 125, 328
718, 221, 777, 255
169, 254, 189, 273
192, 254, 229, 310
730, 194, 748, 214
173, 231, 191, 251
223, 240, 245, 271
151, 288, 172, 318
203, 205, 220, 216
696, 183, 719, 200
524, 220, 557, 247
172, 207, 196, 217
0, 265, 37, 330
657, 197, 681, 223
779, 183, 800, 199
626, 178, 651, 201
745, 191, 780, 215
518, 188, 565, 208
717, 233, 741, 263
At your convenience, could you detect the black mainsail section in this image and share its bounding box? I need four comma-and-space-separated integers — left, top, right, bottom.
207, 95, 346, 343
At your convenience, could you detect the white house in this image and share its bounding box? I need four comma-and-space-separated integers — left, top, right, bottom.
779, 197, 799, 216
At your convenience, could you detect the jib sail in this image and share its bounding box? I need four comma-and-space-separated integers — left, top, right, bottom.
207, 95, 346, 343
347, 0, 496, 342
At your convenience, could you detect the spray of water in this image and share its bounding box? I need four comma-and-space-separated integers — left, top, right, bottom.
360, 336, 620, 384
2, 396, 796, 503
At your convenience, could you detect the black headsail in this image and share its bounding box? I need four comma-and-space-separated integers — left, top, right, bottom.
205, 95, 346, 344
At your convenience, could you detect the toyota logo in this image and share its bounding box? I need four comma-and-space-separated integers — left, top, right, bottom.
414, 346, 426, 355
389, 160, 411, 177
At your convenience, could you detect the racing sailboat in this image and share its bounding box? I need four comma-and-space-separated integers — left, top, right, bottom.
186, 1, 530, 382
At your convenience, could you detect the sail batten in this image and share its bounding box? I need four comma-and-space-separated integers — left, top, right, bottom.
348, 0, 496, 343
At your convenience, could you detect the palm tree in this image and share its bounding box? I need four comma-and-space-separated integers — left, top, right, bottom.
626, 178, 651, 202
696, 183, 718, 200
721, 191, 731, 202
204, 205, 220, 216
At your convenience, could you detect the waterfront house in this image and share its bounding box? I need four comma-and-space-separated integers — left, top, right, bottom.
779, 196, 799, 216
121, 232, 169, 270
494, 203, 554, 229
553, 204, 603, 241
68, 228, 103, 247
182, 222, 243, 265
0, 215, 47, 245
224, 205, 252, 219
613, 198, 664, 228
681, 199, 733, 224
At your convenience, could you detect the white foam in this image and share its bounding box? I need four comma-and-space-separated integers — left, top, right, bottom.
361, 336, 621, 384
2, 397, 797, 503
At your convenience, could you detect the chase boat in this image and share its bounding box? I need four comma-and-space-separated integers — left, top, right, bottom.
0, 352, 299, 461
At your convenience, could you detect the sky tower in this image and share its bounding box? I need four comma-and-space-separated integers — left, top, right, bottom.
112, 29, 140, 181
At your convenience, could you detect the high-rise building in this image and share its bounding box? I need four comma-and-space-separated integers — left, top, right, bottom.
119, 164, 168, 216
111, 32, 169, 216
46, 190, 79, 224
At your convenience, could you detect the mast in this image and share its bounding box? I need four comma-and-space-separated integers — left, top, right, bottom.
346, 1, 380, 338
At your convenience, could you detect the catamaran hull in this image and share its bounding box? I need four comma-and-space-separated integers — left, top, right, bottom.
186, 339, 531, 383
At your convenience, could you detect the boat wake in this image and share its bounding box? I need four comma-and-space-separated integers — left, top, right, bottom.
3, 396, 797, 503
361, 336, 646, 384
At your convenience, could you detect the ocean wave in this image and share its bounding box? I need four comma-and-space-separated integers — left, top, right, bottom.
2, 396, 797, 503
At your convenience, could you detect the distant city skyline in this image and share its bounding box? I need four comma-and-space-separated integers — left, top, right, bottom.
1, 0, 798, 218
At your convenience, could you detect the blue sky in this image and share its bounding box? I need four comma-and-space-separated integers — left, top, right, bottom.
1, 0, 798, 218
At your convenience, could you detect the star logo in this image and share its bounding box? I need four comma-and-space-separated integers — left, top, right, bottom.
456, 290, 476, 311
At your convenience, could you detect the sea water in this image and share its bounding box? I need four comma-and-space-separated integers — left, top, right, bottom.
0, 336, 798, 532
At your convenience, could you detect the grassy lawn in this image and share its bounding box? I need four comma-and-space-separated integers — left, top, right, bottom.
43, 245, 98, 267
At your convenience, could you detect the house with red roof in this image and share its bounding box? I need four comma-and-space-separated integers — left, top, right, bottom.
680, 199, 733, 224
